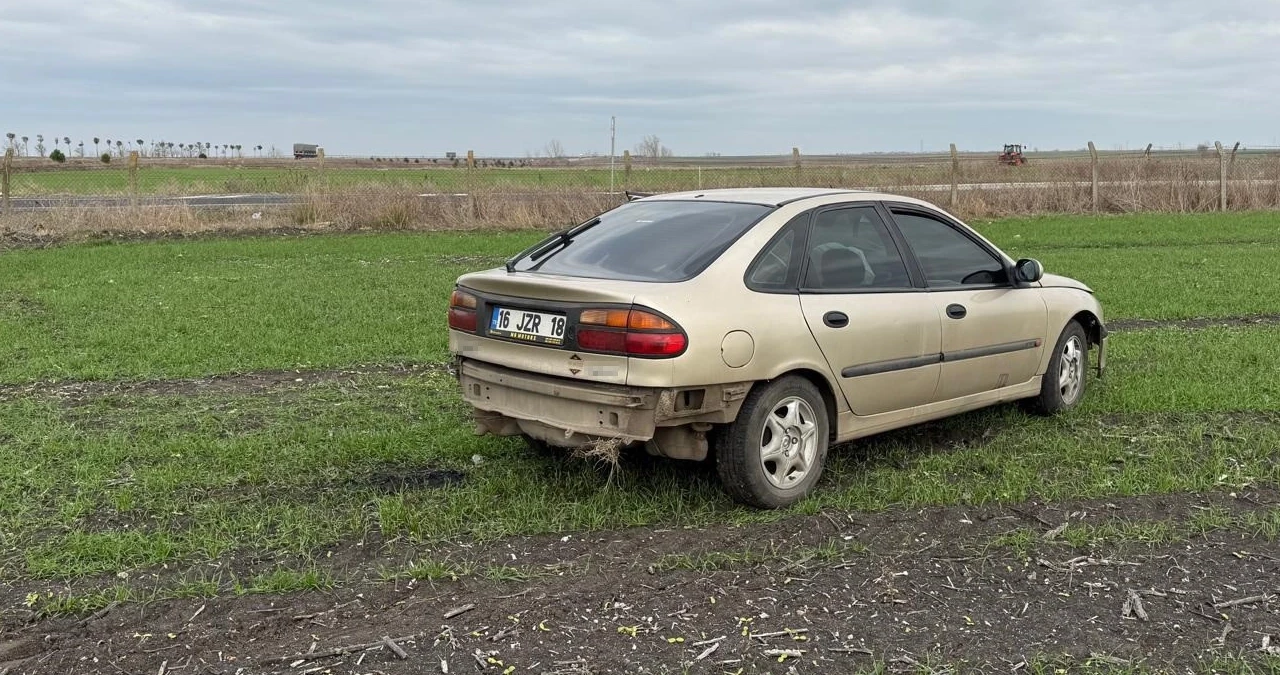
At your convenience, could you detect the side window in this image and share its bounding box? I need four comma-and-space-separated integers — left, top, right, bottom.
892, 211, 1008, 286
746, 213, 807, 291
801, 206, 911, 291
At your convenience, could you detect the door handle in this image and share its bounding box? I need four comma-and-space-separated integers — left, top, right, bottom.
946, 304, 967, 319
823, 311, 849, 328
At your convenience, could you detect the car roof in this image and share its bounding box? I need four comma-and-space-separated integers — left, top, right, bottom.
633, 187, 922, 207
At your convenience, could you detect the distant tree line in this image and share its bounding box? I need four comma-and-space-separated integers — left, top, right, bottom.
3, 132, 269, 161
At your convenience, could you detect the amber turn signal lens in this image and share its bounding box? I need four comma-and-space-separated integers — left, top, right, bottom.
450, 289, 477, 310
627, 310, 675, 331
580, 309, 630, 327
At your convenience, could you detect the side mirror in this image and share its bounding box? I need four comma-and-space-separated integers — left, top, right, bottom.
1015, 258, 1044, 283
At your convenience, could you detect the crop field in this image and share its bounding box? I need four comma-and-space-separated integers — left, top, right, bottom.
6, 153, 1277, 198
8, 163, 1015, 197
2, 212, 1280, 673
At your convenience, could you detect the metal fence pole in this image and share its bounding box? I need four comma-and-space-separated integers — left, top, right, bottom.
623, 150, 632, 189
1, 148, 12, 215
697, 166, 703, 190
792, 147, 801, 186
1228, 142, 1240, 209
948, 144, 958, 208
128, 151, 140, 206
1215, 141, 1226, 211
1087, 141, 1098, 213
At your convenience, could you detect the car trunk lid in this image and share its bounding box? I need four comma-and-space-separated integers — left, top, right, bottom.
452, 269, 640, 385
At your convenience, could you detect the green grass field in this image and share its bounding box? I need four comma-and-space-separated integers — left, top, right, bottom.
7, 162, 1046, 196
1, 211, 1279, 596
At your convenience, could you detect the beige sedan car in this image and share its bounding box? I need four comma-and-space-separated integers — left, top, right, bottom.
449, 188, 1106, 508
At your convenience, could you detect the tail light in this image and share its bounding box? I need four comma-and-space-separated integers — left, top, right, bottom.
448, 289, 478, 332
577, 307, 687, 358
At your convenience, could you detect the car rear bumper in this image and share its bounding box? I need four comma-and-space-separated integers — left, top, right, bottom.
455, 357, 753, 451
458, 358, 661, 444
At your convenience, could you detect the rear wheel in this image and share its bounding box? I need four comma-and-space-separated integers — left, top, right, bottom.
715, 376, 829, 509
1029, 321, 1089, 414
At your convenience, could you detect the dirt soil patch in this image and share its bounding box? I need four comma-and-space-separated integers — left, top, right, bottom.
4, 491, 1280, 674
1108, 314, 1280, 332
0, 363, 450, 406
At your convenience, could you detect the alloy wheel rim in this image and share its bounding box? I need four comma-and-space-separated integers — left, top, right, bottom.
759, 396, 818, 490
1058, 336, 1084, 404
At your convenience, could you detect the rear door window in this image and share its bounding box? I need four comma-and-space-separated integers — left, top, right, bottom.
515, 201, 774, 282
745, 212, 809, 291
801, 206, 912, 291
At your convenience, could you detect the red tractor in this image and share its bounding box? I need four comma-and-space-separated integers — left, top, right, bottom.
998, 144, 1027, 166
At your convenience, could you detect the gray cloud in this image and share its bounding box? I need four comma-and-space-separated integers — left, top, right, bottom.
3, 0, 1279, 155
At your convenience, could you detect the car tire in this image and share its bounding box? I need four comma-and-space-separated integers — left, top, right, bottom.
715, 376, 829, 509
1028, 321, 1089, 415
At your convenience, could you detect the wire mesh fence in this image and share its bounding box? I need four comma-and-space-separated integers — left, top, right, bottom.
3, 143, 1279, 238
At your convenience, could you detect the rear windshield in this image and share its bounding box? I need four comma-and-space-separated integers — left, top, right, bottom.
513, 200, 774, 282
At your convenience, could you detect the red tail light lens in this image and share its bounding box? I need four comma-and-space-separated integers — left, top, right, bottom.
576, 307, 686, 358
448, 289, 478, 332
576, 328, 627, 353
625, 331, 687, 356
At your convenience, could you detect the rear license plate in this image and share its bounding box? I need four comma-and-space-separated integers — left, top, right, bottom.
489, 306, 566, 346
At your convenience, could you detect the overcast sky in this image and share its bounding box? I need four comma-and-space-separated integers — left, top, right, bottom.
4, 0, 1279, 156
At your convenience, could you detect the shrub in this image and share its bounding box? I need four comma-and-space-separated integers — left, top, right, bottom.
198, 153, 208, 159
49, 149, 67, 163
100, 153, 112, 164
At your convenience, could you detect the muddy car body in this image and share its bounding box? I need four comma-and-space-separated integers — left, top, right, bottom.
449, 188, 1106, 507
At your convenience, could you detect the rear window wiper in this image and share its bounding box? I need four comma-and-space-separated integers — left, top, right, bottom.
505, 217, 602, 272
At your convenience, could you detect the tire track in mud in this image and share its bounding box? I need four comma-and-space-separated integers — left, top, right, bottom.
0, 362, 451, 405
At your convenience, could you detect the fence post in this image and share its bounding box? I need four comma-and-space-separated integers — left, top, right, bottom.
1228, 143, 1240, 207
128, 151, 139, 206
792, 147, 801, 185
697, 166, 703, 190
1, 148, 12, 215
948, 144, 958, 208
466, 150, 475, 170
1087, 141, 1099, 213
623, 150, 632, 187
1215, 141, 1226, 211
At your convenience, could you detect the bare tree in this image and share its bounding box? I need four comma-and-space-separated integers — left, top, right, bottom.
35, 135, 45, 156
634, 135, 673, 163
543, 139, 566, 158
115, 140, 123, 157
93, 137, 100, 156
77, 141, 85, 158
21, 136, 29, 156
